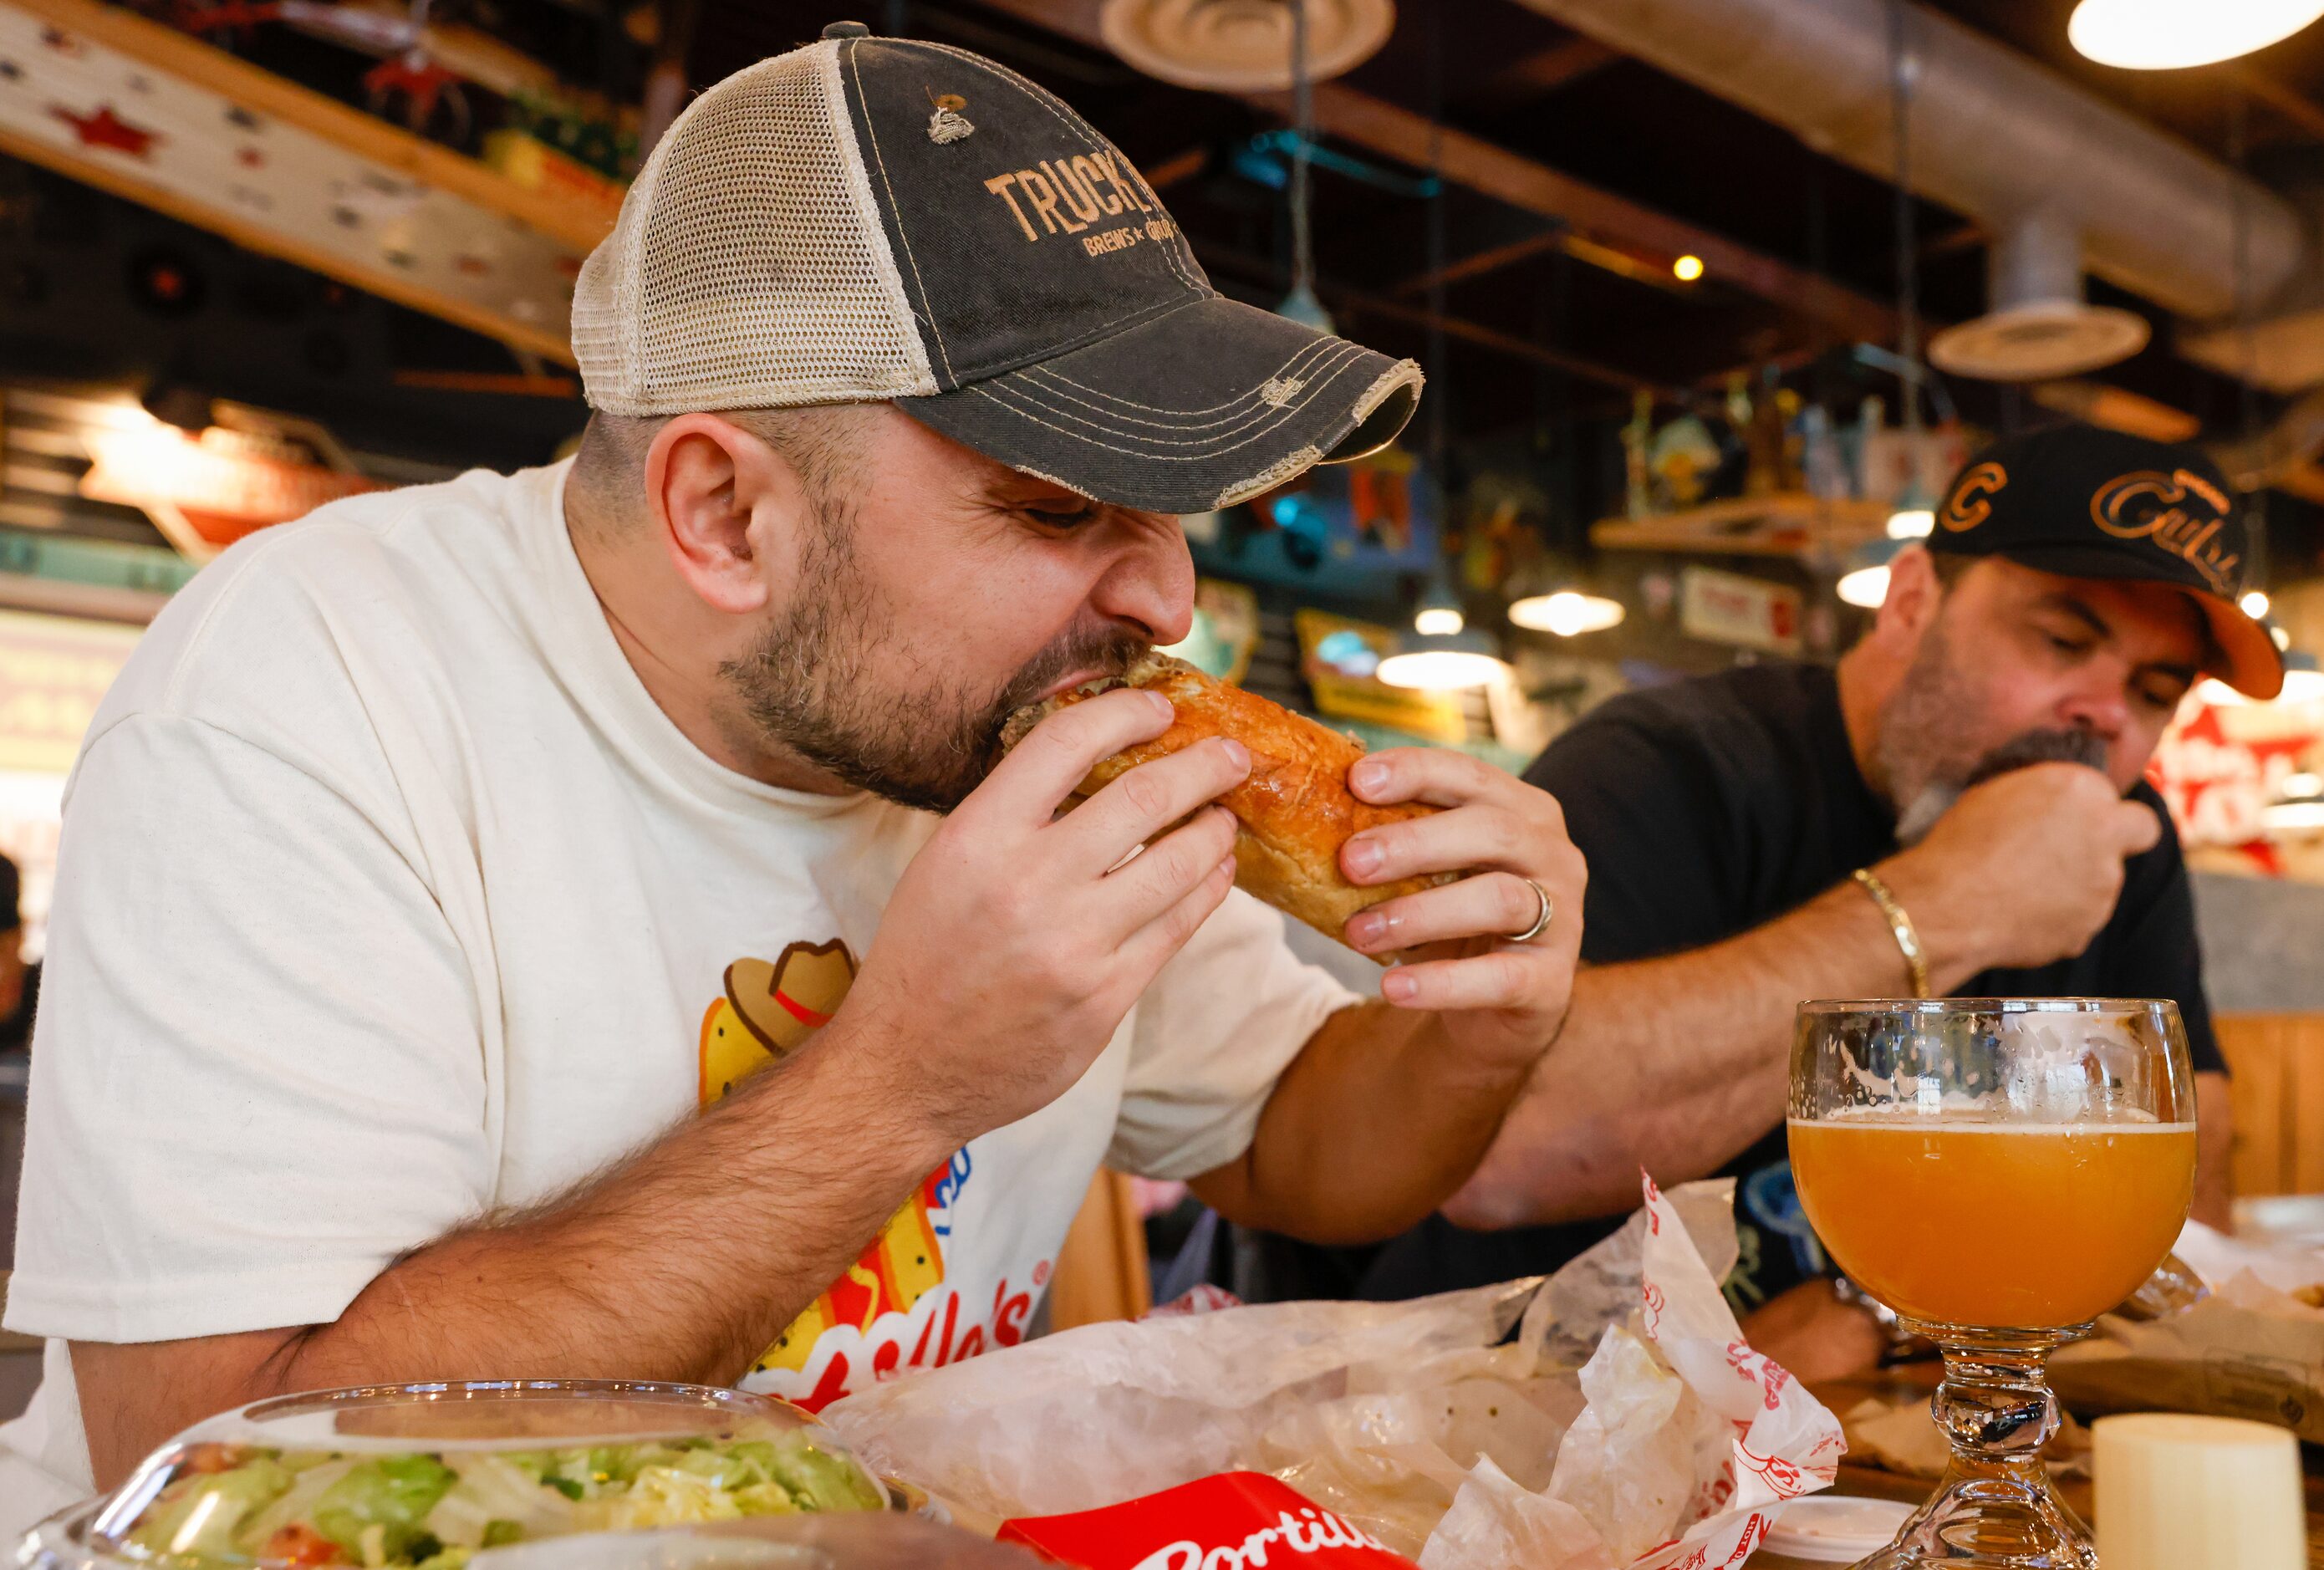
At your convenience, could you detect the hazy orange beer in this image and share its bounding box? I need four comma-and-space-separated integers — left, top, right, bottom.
1789, 1115, 2196, 1327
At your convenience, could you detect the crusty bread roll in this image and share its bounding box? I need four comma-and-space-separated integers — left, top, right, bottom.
1003, 653, 1455, 952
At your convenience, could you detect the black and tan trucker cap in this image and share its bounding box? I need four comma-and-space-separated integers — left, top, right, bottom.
572, 20, 1423, 514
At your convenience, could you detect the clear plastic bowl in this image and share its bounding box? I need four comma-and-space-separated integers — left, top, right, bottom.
22, 1380, 894, 1570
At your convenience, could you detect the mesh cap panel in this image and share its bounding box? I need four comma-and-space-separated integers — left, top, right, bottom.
572, 40, 935, 415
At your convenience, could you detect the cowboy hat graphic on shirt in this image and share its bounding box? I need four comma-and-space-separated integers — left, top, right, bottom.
693, 938, 956, 1380
697, 939, 857, 1106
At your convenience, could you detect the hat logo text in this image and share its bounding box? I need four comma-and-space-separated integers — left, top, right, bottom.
1942, 461, 2007, 532
2090, 469, 2240, 594
985, 151, 1156, 242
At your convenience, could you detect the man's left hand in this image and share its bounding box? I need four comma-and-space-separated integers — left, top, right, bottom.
1338, 749, 1585, 1067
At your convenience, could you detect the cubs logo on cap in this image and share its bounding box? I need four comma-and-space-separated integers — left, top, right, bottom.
1925, 426, 2283, 700
572, 20, 1421, 515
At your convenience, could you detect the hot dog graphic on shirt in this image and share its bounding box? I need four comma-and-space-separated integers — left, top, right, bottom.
696, 940, 966, 1389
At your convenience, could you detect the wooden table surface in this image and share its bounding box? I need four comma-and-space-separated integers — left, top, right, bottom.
1806, 1374, 2324, 1567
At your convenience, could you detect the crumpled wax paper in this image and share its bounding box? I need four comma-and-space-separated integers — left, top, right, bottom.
2051, 1219, 2324, 1442
824, 1177, 1844, 1570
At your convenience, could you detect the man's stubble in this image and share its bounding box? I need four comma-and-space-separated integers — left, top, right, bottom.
1879, 614, 2110, 846
717, 490, 1144, 813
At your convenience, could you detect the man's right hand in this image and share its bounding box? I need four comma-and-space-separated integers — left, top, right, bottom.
836, 687, 1248, 1155
1883, 762, 2161, 980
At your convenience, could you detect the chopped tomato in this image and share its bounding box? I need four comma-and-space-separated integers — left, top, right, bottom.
263, 1525, 346, 1567
179, 1443, 252, 1475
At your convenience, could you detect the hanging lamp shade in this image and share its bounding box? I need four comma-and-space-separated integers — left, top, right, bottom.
1508, 589, 1625, 637
2070, 0, 2324, 69
1277, 280, 1338, 334
1414, 572, 1465, 636
1376, 626, 1508, 691
1837, 536, 1903, 609
1101, 0, 1396, 90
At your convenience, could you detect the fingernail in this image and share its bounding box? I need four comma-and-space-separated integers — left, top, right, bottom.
1346, 910, 1392, 947
1343, 837, 1383, 878
1147, 691, 1173, 719
1381, 967, 1416, 1003
1221, 738, 1250, 772
1350, 759, 1386, 796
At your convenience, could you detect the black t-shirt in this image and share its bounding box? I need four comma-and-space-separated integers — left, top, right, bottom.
1260, 660, 2224, 1307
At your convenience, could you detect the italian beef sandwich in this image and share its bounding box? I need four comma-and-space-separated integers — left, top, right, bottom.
1002, 653, 1458, 952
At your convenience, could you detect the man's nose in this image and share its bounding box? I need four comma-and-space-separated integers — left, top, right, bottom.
1089, 520, 1195, 645
2058, 678, 2130, 743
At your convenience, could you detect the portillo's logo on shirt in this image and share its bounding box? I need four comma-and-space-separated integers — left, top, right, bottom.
2090, 468, 2240, 594
698, 940, 1037, 1412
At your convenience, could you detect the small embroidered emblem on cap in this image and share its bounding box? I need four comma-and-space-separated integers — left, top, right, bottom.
927, 90, 973, 144
1260, 376, 1305, 407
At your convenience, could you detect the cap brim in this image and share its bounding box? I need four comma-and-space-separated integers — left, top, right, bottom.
894, 296, 1421, 515
1956, 542, 2285, 700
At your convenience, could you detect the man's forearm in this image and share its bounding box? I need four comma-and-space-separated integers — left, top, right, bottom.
1189, 1001, 1539, 1245
75, 1022, 947, 1487
1445, 869, 1985, 1231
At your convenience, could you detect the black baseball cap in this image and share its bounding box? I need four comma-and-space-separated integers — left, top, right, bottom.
1926, 427, 2284, 699
572, 21, 1421, 516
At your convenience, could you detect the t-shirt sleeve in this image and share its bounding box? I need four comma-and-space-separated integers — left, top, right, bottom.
1107, 889, 1359, 1181
2102, 791, 2225, 1078
1526, 707, 1740, 964
6, 714, 492, 1344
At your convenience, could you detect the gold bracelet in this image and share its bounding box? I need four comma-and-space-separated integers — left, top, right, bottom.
1853, 868, 1932, 999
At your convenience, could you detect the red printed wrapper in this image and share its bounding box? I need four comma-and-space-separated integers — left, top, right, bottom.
1000, 1473, 1419, 1570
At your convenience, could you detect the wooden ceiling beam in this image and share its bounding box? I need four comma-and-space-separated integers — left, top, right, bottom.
1194, 240, 1668, 395
1143, 145, 1207, 190
2228, 66, 2324, 145
1395, 228, 1565, 297
969, 0, 1898, 345
1469, 37, 1618, 108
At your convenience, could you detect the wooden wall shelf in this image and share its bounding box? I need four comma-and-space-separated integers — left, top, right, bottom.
0, 0, 604, 363
1590, 493, 1894, 562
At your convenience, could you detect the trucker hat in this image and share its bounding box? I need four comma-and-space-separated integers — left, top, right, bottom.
572, 20, 1422, 515
1925, 426, 2284, 699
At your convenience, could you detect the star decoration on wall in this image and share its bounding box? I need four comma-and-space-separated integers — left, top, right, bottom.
48, 103, 161, 158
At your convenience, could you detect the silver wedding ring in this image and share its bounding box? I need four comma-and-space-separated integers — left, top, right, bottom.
1509, 877, 1556, 943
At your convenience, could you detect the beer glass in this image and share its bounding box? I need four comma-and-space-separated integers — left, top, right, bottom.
1788, 1000, 2197, 1569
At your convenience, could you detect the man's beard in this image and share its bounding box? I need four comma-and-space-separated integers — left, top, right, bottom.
717, 512, 1145, 813
1880, 619, 2111, 846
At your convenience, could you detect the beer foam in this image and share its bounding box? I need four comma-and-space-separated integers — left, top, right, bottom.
1789, 1114, 2196, 1134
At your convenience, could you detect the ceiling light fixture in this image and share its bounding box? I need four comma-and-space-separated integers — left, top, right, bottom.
1886, 502, 1935, 539
1375, 632, 1509, 691
1838, 533, 1904, 609
1509, 589, 1626, 637
1414, 568, 1465, 636
1673, 254, 1705, 283
1837, 565, 1891, 609
2070, 0, 2324, 69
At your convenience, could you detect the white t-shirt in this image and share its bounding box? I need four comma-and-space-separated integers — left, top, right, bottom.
0, 459, 1353, 1527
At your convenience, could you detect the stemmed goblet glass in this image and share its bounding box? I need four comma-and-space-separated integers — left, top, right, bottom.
1788, 999, 2197, 1568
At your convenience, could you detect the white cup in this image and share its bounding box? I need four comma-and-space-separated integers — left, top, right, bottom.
2093, 1412, 2307, 1570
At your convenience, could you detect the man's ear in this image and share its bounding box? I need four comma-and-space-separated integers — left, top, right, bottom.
1874, 544, 1949, 645
644, 415, 800, 616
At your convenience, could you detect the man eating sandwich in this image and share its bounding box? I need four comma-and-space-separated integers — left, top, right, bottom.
0, 22, 1584, 1522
